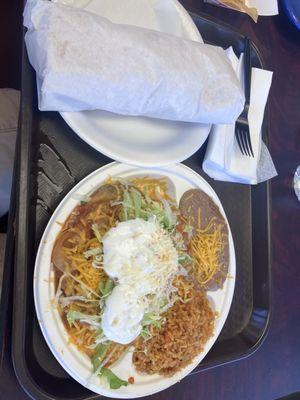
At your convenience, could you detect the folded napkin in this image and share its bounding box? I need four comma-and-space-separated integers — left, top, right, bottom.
203, 48, 277, 184
23, 0, 244, 124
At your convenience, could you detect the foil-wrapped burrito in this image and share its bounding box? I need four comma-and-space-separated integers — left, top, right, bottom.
24, 0, 244, 124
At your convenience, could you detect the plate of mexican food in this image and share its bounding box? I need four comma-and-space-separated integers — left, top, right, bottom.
34, 162, 235, 398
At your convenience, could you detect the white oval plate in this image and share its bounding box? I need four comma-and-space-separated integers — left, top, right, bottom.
34, 162, 235, 398
59, 0, 211, 167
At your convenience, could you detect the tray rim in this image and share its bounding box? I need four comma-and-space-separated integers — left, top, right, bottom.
9, 10, 272, 400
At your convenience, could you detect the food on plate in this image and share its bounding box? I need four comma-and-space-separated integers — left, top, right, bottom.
179, 189, 229, 291
133, 276, 215, 376
101, 218, 179, 344
52, 176, 229, 389
24, 0, 244, 124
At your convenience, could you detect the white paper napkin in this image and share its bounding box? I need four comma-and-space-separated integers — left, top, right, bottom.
203, 47, 277, 184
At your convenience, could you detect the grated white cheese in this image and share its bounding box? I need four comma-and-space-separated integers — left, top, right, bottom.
101, 218, 180, 344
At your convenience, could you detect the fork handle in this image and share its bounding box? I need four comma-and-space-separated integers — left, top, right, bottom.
244, 37, 251, 104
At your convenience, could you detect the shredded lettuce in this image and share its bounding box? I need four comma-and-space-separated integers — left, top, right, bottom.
95, 327, 103, 339
160, 198, 177, 229
178, 252, 193, 266
92, 224, 102, 243
91, 343, 128, 389
142, 312, 162, 329
91, 343, 110, 372
66, 310, 101, 327
130, 188, 142, 217
92, 253, 104, 269
83, 246, 102, 259
60, 296, 99, 308
86, 328, 109, 349
54, 273, 67, 306
140, 312, 164, 341
140, 327, 152, 340
94, 254, 103, 263
99, 278, 114, 297
121, 187, 177, 230
101, 368, 128, 390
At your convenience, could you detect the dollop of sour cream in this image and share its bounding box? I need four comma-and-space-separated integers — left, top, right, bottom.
101, 218, 178, 344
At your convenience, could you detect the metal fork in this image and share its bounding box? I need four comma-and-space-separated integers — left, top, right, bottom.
235, 37, 254, 157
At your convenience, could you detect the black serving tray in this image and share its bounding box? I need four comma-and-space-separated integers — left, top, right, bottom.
10, 10, 271, 400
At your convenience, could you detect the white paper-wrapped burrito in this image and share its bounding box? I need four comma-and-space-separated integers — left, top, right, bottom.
24, 0, 244, 124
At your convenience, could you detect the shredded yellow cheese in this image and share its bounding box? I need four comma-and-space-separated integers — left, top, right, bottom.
190, 215, 226, 286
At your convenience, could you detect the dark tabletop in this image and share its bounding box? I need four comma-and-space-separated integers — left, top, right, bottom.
0, 1, 300, 399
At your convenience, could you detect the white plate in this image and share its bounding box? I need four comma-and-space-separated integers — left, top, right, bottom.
59, 0, 211, 167
34, 162, 235, 398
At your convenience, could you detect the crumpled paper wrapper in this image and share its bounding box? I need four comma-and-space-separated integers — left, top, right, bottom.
205, 0, 258, 21
23, 0, 244, 124
204, 0, 278, 22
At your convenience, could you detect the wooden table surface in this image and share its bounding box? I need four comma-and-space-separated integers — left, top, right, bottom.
1, 1, 300, 399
